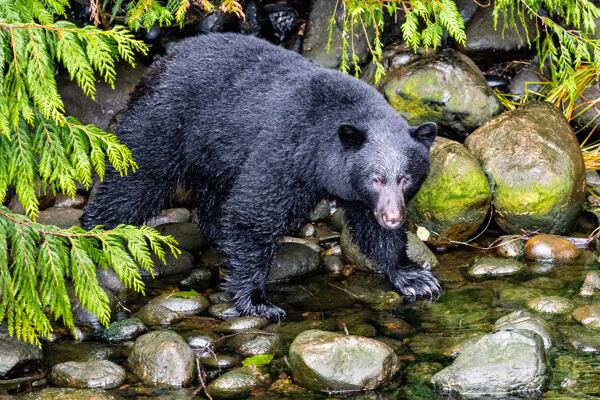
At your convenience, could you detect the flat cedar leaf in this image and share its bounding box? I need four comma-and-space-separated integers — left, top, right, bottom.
242, 354, 274, 367
173, 289, 198, 299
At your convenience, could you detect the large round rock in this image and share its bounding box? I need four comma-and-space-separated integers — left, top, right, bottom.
431, 329, 547, 395
128, 330, 195, 387
465, 102, 585, 234
408, 137, 492, 247
377, 49, 501, 137
288, 329, 398, 392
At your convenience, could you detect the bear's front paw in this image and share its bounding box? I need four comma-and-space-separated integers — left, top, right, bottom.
234, 291, 287, 322
387, 264, 442, 302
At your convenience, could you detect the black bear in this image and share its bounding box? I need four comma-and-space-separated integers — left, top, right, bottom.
81, 33, 441, 320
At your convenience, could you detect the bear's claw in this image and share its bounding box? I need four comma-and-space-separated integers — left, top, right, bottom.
387, 264, 442, 302
233, 293, 287, 322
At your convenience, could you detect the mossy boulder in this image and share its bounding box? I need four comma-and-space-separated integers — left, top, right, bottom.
465, 102, 585, 234
408, 137, 492, 247
376, 48, 501, 137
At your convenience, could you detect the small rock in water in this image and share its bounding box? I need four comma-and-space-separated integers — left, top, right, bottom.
580, 271, 600, 297
101, 317, 147, 343
136, 292, 209, 326
49, 360, 126, 389
314, 224, 340, 244
525, 234, 580, 263
209, 291, 233, 304
150, 249, 195, 278
526, 296, 574, 314
495, 235, 525, 258
494, 310, 553, 349
145, 208, 191, 227
216, 316, 269, 333
268, 242, 321, 283
179, 268, 213, 288
406, 231, 440, 269
322, 255, 344, 274
200, 353, 240, 369
209, 302, 241, 319
207, 365, 271, 400
563, 326, 600, 354
186, 331, 218, 351
288, 329, 398, 391
20, 388, 121, 400
468, 257, 526, 278
524, 277, 566, 290
572, 304, 600, 330
0, 334, 43, 377
128, 330, 196, 387
229, 331, 281, 357
309, 199, 331, 221
431, 330, 547, 395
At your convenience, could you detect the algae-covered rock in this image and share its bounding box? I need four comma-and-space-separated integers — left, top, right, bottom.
377, 48, 501, 137
465, 102, 585, 234
408, 137, 492, 247
289, 329, 398, 392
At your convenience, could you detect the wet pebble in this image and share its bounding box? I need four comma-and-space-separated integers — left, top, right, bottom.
101, 317, 147, 343
128, 330, 196, 387
524, 234, 580, 263
208, 303, 241, 319
495, 235, 525, 258
309, 200, 331, 221
406, 231, 440, 270
186, 331, 218, 351
526, 296, 574, 314
229, 331, 281, 356
468, 257, 526, 278
179, 268, 213, 288
572, 304, 600, 330
496, 286, 543, 308
200, 353, 240, 369
151, 250, 195, 278
564, 327, 600, 354
216, 316, 269, 333
289, 329, 398, 391
207, 365, 271, 399
268, 242, 321, 283
49, 360, 126, 389
346, 322, 378, 338
494, 310, 553, 349
580, 271, 600, 297
137, 292, 209, 326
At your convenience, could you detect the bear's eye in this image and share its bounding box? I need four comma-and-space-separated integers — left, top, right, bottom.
397, 175, 408, 185
372, 176, 385, 185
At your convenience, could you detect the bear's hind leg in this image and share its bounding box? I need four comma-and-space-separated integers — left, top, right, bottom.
81, 167, 178, 229
340, 200, 441, 302
190, 177, 230, 245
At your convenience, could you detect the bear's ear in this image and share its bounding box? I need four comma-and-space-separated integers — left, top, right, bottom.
338, 124, 366, 150
410, 122, 438, 148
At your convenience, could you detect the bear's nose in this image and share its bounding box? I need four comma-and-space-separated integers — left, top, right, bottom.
383, 213, 401, 224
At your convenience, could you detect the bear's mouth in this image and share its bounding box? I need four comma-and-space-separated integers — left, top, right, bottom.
374, 210, 404, 230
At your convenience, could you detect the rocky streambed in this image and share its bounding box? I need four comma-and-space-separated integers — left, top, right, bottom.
1, 204, 600, 400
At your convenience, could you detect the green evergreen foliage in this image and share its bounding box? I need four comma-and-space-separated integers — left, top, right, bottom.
338, 0, 600, 97
0, 0, 181, 344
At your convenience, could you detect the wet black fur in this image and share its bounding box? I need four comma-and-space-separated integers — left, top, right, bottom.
81, 33, 441, 320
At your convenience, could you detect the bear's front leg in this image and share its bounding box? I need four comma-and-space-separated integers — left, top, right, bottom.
217, 169, 312, 321
340, 201, 441, 302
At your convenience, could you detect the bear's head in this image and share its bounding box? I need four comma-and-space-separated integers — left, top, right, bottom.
337, 120, 437, 230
